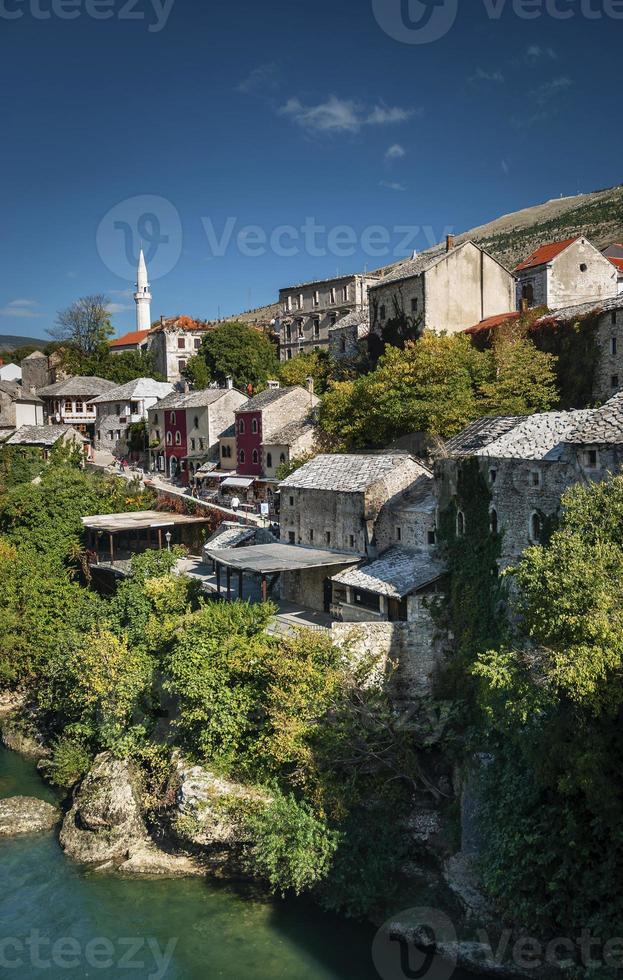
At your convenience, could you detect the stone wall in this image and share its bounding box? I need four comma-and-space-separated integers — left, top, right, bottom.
595, 307, 623, 402
281, 562, 353, 612
330, 611, 447, 700
548, 238, 619, 310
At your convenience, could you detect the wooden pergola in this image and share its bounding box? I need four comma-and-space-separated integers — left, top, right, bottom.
82, 511, 212, 566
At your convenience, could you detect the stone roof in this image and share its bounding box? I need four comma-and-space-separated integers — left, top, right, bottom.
385, 472, 435, 514
565, 392, 623, 444
22, 350, 48, 361
280, 453, 414, 492
37, 376, 116, 398
477, 411, 594, 460
239, 386, 301, 413
263, 416, 315, 448
443, 417, 526, 457
88, 378, 173, 404
204, 522, 257, 551
280, 271, 380, 293
180, 388, 245, 410
533, 293, 623, 323
219, 423, 236, 438
369, 247, 448, 288
330, 306, 370, 339
6, 424, 86, 447
332, 548, 445, 599
0, 381, 21, 398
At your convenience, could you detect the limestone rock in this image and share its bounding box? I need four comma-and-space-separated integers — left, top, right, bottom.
0, 796, 60, 836
60, 753, 148, 865
443, 852, 494, 922
118, 842, 205, 878
1, 717, 50, 761
0, 690, 26, 721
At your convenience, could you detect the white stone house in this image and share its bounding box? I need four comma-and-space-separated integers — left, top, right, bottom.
278, 273, 380, 361
89, 378, 173, 455
515, 236, 619, 310
0, 387, 44, 435
0, 363, 22, 382
145, 317, 216, 384
368, 238, 516, 345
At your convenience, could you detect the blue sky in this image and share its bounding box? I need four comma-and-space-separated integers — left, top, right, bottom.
0, 0, 621, 339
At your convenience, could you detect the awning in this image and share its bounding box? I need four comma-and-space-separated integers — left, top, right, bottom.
205, 542, 360, 574
221, 477, 255, 489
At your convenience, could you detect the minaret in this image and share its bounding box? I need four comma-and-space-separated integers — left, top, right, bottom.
134, 249, 152, 332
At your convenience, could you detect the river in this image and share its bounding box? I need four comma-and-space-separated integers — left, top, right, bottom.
0, 747, 382, 980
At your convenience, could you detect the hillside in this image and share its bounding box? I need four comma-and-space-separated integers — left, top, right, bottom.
0, 334, 47, 353
445, 183, 623, 270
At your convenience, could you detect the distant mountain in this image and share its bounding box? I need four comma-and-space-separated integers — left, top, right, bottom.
434, 183, 623, 271
0, 335, 48, 353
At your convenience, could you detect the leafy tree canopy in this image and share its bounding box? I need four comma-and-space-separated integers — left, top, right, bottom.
195, 322, 280, 392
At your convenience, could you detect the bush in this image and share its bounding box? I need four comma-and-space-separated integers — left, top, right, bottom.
41, 737, 93, 789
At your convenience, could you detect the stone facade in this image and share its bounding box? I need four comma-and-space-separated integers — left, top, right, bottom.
90, 378, 173, 456
234, 385, 319, 480
146, 317, 216, 384
369, 240, 516, 341
516, 236, 618, 310
278, 274, 379, 361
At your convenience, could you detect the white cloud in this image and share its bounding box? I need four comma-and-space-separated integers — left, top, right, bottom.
526, 45, 557, 61
237, 63, 279, 96
469, 67, 505, 84
279, 96, 414, 135
385, 143, 406, 160
531, 76, 572, 106
0, 299, 44, 318
106, 302, 134, 314
501, 159, 510, 175
380, 180, 406, 192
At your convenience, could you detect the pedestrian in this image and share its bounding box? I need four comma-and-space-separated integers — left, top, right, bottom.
231, 495, 240, 517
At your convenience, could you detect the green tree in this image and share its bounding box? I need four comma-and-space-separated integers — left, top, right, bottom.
50, 294, 113, 357
480, 335, 559, 416
279, 350, 330, 395
182, 354, 211, 390
196, 322, 280, 392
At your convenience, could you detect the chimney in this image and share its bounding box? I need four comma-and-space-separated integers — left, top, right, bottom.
225, 376, 233, 390
446, 234, 455, 253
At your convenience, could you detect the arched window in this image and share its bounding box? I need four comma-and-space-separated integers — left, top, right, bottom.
166, 432, 172, 446
193, 416, 199, 429
170, 412, 176, 425
530, 512, 542, 543
489, 508, 498, 534
239, 449, 245, 464
252, 449, 259, 464
175, 431, 181, 446
341, 337, 347, 353
266, 452, 272, 469
456, 511, 465, 536
252, 419, 258, 434
238, 419, 245, 434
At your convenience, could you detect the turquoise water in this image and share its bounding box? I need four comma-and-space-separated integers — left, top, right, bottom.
0, 748, 379, 980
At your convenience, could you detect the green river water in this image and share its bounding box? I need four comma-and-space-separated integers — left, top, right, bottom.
0, 747, 382, 980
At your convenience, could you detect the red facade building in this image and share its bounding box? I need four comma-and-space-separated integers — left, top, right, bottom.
164, 404, 188, 479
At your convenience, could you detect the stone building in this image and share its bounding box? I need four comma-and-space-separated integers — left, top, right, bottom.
232, 384, 319, 481
602, 244, 623, 294
21, 351, 53, 393
145, 316, 217, 384
278, 273, 379, 361
89, 378, 173, 456
5, 424, 88, 461
37, 376, 116, 440
328, 306, 370, 367
438, 398, 623, 570
148, 386, 247, 481
368, 238, 516, 344
0, 362, 22, 382
0, 384, 44, 436
515, 236, 619, 310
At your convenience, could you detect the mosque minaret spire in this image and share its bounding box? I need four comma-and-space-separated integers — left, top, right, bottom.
134, 248, 152, 332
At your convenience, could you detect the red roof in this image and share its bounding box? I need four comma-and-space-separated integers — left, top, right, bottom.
515, 236, 580, 272
109, 329, 150, 349
608, 257, 623, 275
464, 311, 521, 336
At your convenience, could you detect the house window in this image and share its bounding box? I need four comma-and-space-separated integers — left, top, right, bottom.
199, 438, 204, 450
531, 470, 542, 488
130, 402, 139, 414
155, 429, 160, 440
612, 375, 620, 389
179, 360, 187, 371
612, 311, 617, 326
166, 432, 172, 445
97, 430, 101, 442
175, 432, 181, 446
411, 298, 419, 314
75, 400, 83, 413
489, 468, 497, 484
313, 318, 320, 338
266, 452, 272, 469
522, 282, 534, 307
194, 338, 201, 349
489, 509, 498, 534
153, 413, 158, 425
341, 336, 347, 353
299, 293, 304, 310
289, 496, 294, 507
287, 350, 293, 360
343, 286, 349, 302
252, 419, 258, 434
456, 511, 465, 536
330, 314, 337, 326
314, 291, 320, 307
115, 404, 120, 416
193, 416, 199, 428
238, 419, 245, 434
396, 527, 402, 542
585, 449, 598, 469
309, 529, 314, 543
580, 263, 588, 273
325, 531, 331, 546
170, 412, 176, 425
239, 449, 246, 464
330, 287, 336, 304
530, 512, 542, 543
297, 321, 304, 338
178, 337, 186, 349
190, 438, 196, 451
286, 324, 292, 340
280, 453, 286, 465
611, 338, 618, 356
252, 449, 259, 464
288, 531, 295, 544
427, 530, 437, 547
349, 535, 355, 548
379, 304, 386, 321
107, 431, 113, 440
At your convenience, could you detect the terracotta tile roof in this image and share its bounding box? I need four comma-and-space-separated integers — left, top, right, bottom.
150, 316, 217, 334
608, 257, 623, 274
109, 329, 150, 348
465, 311, 521, 335
515, 236, 580, 272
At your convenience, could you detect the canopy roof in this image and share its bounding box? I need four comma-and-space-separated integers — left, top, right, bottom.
82, 510, 210, 533
205, 542, 359, 574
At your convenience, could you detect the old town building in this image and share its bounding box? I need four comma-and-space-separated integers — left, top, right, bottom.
515, 236, 619, 310
232, 384, 319, 481
89, 378, 173, 456
37, 376, 116, 440
145, 316, 217, 384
